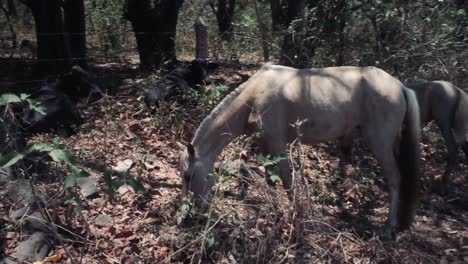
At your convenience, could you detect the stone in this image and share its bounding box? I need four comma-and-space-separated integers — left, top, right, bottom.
76, 177, 100, 199
2, 232, 51, 263
89, 214, 113, 227
0, 167, 11, 185
6, 179, 47, 206
9, 206, 51, 233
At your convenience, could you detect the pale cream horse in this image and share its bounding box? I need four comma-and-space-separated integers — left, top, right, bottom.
179, 64, 421, 240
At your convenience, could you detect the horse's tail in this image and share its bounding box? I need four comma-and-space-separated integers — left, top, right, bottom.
450, 86, 462, 129
397, 87, 421, 231
452, 87, 468, 145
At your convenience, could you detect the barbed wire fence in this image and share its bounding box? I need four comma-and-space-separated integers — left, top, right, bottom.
1, 28, 467, 89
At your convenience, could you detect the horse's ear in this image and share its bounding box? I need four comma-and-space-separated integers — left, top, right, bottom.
187, 143, 195, 157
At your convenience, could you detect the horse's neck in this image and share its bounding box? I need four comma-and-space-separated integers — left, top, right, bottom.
193, 99, 251, 161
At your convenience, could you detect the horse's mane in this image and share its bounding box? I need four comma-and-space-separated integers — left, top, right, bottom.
192, 63, 272, 144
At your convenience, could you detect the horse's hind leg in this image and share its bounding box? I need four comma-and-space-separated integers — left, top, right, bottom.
462, 142, 468, 166
338, 134, 354, 157
365, 132, 400, 240
436, 120, 458, 191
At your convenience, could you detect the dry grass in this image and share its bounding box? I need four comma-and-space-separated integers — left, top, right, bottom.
1, 62, 467, 264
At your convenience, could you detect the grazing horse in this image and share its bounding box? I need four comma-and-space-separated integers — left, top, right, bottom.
179, 64, 421, 240
407, 81, 468, 186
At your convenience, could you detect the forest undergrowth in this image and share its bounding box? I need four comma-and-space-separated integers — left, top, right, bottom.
1, 60, 467, 264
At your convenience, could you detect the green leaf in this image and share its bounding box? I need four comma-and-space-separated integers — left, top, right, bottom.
64, 174, 77, 189
29, 103, 46, 115
126, 175, 146, 193
0, 94, 21, 106
103, 171, 115, 196
0, 152, 24, 168
70, 166, 90, 177
25, 142, 56, 153
19, 93, 30, 100
48, 149, 74, 164
176, 202, 191, 225
270, 175, 281, 183
74, 203, 83, 215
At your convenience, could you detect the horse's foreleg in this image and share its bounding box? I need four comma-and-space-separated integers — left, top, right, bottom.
462, 142, 468, 166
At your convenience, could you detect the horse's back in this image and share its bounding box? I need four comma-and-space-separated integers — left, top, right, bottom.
453, 85, 468, 144
407, 81, 459, 124
246, 65, 406, 143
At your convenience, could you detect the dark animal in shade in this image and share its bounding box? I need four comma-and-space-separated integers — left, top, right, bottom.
144, 59, 218, 108
21, 66, 102, 136
406, 81, 468, 186
339, 81, 468, 190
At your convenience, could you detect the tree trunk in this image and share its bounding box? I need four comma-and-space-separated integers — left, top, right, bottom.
269, 0, 287, 31
0, 3, 17, 48
7, 0, 16, 17
152, 0, 184, 67
279, 0, 308, 67
254, 0, 269, 61
210, 0, 236, 41
195, 17, 208, 59
19, 0, 86, 75
124, 0, 184, 70
124, 0, 154, 70
22, 0, 72, 75
63, 0, 86, 67
333, 0, 347, 66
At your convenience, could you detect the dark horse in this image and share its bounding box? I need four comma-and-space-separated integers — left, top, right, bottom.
179, 64, 421, 240
144, 59, 218, 109
21, 66, 101, 136
340, 81, 467, 190
407, 81, 467, 187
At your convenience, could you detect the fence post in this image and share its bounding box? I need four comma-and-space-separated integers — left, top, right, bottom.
195, 17, 208, 59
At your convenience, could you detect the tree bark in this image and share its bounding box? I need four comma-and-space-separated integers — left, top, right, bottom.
19, 0, 87, 75
153, 0, 184, 66
254, 0, 269, 61
22, 0, 72, 75
124, 0, 154, 70
269, 0, 287, 31
279, 0, 308, 67
0, 3, 17, 48
210, 0, 236, 41
63, 0, 86, 67
195, 17, 208, 59
124, 0, 184, 70
332, 0, 347, 66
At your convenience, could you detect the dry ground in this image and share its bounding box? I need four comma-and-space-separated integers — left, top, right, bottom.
1, 61, 467, 263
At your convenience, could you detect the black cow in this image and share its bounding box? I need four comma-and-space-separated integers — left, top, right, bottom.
144, 59, 218, 109
21, 66, 101, 136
